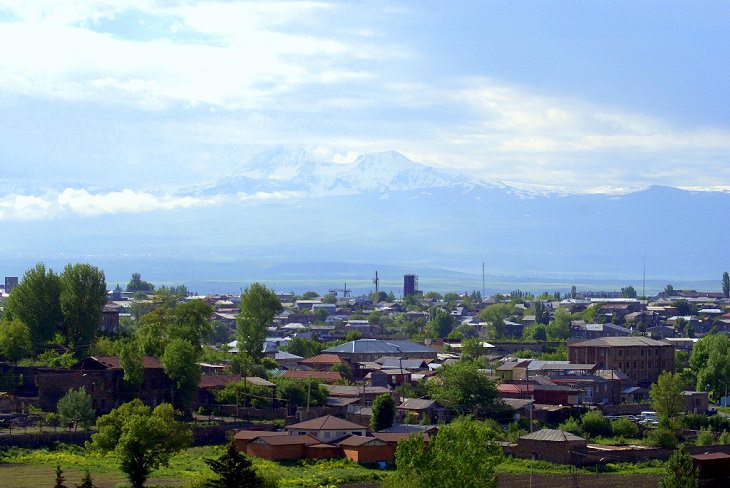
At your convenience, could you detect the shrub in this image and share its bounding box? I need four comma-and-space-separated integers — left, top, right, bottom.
558, 417, 582, 436
695, 427, 715, 446
645, 428, 678, 448
581, 411, 611, 438
611, 417, 640, 439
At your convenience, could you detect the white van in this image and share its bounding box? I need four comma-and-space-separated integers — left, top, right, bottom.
640, 411, 658, 420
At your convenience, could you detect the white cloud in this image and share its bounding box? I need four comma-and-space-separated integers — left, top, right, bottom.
0, 1, 387, 109
0, 188, 221, 220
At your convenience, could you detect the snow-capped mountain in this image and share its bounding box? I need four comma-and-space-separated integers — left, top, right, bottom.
186, 148, 487, 197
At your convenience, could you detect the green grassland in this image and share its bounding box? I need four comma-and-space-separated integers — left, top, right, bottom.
0, 444, 665, 488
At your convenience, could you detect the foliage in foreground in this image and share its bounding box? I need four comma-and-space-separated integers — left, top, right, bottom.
90, 400, 191, 488
386, 417, 503, 488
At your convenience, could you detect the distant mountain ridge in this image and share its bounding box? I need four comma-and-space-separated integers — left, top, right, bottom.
185, 148, 496, 197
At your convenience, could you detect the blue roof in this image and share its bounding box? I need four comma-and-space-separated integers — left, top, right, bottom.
324, 339, 433, 354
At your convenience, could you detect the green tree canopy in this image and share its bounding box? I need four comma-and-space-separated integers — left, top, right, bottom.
282, 337, 324, 358
660, 445, 698, 488
427, 360, 501, 416
426, 309, 453, 339
651, 371, 685, 420
203, 442, 263, 488
119, 340, 144, 391
161, 338, 201, 412
723, 271, 730, 299
4, 263, 62, 345
388, 417, 503, 488
171, 299, 214, 349
273, 378, 328, 407
478, 303, 514, 339
57, 387, 95, 431
127, 273, 154, 292
370, 393, 396, 431
91, 400, 191, 488
59, 263, 107, 355
0, 319, 33, 362
237, 283, 282, 361
689, 333, 730, 401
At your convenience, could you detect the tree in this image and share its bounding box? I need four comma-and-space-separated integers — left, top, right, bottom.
91, 400, 191, 488
611, 417, 640, 438
127, 273, 154, 292
388, 417, 503, 488
282, 337, 323, 358
119, 340, 144, 391
274, 378, 328, 407
427, 360, 500, 416
533, 301, 550, 325
54, 465, 67, 488
426, 309, 453, 338
57, 387, 95, 431
621, 285, 637, 298
203, 442, 263, 488
4, 263, 62, 345
370, 393, 396, 432
664, 284, 675, 296
461, 337, 486, 361
59, 263, 107, 354
76, 470, 96, 488
580, 410, 610, 438
660, 445, 698, 488
546, 307, 571, 340
478, 303, 513, 340
237, 283, 282, 361
723, 271, 730, 299
651, 371, 684, 421
161, 339, 201, 412
301, 291, 319, 299
0, 319, 33, 362
690, 334, 730, 401
172, 299, 214, 349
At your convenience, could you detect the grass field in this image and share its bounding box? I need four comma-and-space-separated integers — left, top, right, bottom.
0, 444, 666, 488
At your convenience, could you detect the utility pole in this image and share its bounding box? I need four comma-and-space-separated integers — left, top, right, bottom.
642, 254, 646, 299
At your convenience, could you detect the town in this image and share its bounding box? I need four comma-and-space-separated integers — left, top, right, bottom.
1, 265, 730, 487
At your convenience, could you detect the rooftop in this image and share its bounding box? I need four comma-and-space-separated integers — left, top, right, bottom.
569, 337, 671, 347
324, 339, 434, 355
286, 415, 366, 431
520, 429, 585, 442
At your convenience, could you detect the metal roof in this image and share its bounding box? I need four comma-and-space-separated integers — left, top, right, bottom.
520, 429, 585, 442
569, 337, 671, 347
324, 339, 434, 354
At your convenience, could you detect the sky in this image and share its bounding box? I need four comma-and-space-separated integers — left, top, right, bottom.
1, 0, 730, 221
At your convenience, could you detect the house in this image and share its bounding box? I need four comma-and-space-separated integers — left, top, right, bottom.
496, 360, 531, 381
568, 337, 674, 385
196, 375, 275, 407
338, 435, 394, 464
397, 398, 446, 423
515, 429, 587, 464
99, 303, 121, 333
323, 339, 437, 363
286, 415, 367, 442
233, 430, 283, 452
246, 434, 320, 461
65, 356, 172, 413
370, 369, 412, 388
683, 391, 709, 414
324, 384, 393, 405
692, 452, 730, 487
300, 354, 350, 371
570, 323, 631, 340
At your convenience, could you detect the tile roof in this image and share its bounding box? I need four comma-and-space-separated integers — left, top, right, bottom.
324, 385, 391, 397
254, 434, 320, 446
338, 435, 386, 447
233, 430, 283, 440
286, 415, 366, 431
300, 354, 347, 365
520, 429, 585, 442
